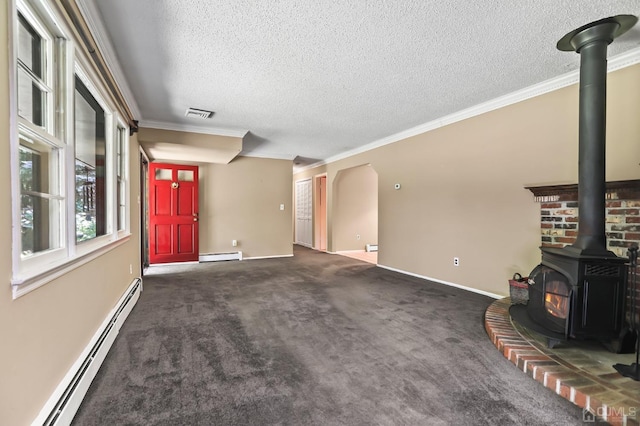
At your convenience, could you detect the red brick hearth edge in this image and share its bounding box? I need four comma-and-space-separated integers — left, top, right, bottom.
485, 298, 640, 426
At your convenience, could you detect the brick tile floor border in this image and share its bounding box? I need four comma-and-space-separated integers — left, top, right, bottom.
485, 298, 640, 426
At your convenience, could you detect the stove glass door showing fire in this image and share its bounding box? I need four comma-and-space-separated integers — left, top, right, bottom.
545, 279, 571, 319
527, 265, 571, 335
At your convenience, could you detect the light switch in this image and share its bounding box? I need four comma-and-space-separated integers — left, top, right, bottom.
280, 204, 285, 210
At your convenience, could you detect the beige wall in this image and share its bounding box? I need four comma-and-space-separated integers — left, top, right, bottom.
199, 156, 293, 258
295, 64, 640, 297
0, 5, 142, 423
333, 165, 378, 251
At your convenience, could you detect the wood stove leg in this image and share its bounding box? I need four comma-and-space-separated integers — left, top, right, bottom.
547, 338, 562, 349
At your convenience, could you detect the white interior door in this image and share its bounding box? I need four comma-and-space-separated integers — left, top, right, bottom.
295, 179, 312, 247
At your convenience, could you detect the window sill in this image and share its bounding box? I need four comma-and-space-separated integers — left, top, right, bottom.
11, 234, 131, 299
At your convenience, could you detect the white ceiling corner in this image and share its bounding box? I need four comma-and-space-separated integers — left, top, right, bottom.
76, 0, 142, 120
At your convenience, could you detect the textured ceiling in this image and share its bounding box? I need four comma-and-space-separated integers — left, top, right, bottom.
82, 1, 640, 166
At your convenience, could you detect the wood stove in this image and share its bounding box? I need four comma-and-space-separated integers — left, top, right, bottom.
510, 15, 637, 350
518, 248, 628, 348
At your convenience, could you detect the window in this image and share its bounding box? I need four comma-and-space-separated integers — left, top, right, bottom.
16, 4, 64, 260
11, 0, 131, 297
74, 76, 107, 242
116, 125, 127, 231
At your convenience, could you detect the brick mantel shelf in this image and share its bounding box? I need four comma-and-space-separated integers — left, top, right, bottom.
526, 180, 640, 203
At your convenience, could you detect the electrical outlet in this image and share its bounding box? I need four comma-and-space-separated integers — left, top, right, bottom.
129, 264, 133, 274
453, 257, 460, 267
356, 234, 361, 240
232, 240, 238, 247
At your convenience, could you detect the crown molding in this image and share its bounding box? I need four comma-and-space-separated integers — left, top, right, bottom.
297, 46, 640, 174
140, 119, 248, 139
75, 0, 142, 119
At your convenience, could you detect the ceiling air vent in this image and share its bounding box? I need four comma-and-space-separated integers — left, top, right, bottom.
185, 108, 213, 119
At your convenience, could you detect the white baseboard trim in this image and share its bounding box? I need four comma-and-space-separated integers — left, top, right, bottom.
149, 261, 200, 267
377, 264, 503, 299
336, 249, 366, 254
33, 278, 143, 426
199, 251, 243, 262
243, 254, 294, 260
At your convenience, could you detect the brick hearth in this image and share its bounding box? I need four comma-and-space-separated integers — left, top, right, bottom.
486, 298, 640, 425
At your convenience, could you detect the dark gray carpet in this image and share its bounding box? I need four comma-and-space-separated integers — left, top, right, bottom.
73, 246, 583, 425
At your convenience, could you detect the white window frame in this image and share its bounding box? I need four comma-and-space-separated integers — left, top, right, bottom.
16, 0, 55, 131
114, 117, 131, 236
10, 0, 132, 299
11, 0, 69, 287
71, 62, 115, 255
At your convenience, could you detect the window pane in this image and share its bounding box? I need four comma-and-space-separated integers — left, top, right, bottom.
18, 14, 42, 77
21, 194, 51, 254
116, 127, 126, 230
19, 139, 60, 255
18, 68, 45, 126
20, 143, 49, 193
75, 77, 106, 242
75, 93, 97, 166
177, 170, 194, 182
155, 168, 172, 180
117, 178, 124, 230
17, 14, 45, 127
116, 130, 122, 178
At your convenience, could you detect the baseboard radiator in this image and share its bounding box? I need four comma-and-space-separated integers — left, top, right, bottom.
34, 278, 143, 426
365, 244, 378, 252
199, 251, 243, 262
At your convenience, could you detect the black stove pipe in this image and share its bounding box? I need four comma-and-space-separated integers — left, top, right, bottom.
557, 15, 637, 255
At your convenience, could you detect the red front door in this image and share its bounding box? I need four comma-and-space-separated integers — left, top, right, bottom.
149, 163, 199, 264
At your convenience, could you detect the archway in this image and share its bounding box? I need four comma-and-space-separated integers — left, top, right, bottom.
332, 164, 378, 263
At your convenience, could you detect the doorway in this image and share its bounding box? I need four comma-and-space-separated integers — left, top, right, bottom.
314, 174, 327, 251
148, 163, 199, 264
140, 153, 149, 271
295, 178, 313, 247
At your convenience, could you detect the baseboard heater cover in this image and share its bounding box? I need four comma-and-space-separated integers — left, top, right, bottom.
365, 244, 378, 252
199, 251, 243, 262
34, 278, 142, 426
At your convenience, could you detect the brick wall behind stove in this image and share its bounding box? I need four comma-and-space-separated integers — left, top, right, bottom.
540, 200, 640, 255
538, 198, 640, 324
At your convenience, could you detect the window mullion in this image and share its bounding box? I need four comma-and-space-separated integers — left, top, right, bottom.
18, 117, 62, 147
17, 59, 53, 93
